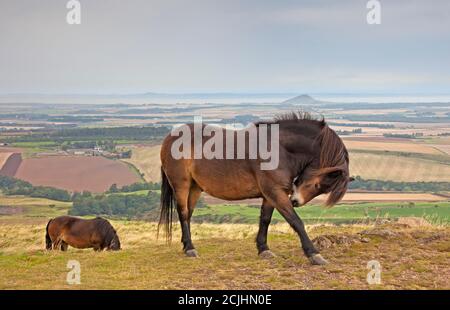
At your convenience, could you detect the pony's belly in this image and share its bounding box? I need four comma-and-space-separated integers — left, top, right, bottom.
197, 177, 262, 200
204, 189, 261, 201
190, 159, 262, 199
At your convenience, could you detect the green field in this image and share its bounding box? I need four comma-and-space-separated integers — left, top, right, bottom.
1, 195, 449, 225
194, 202, 450, 225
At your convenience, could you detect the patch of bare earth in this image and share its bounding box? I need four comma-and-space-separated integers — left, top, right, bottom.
14, 155, 141, 192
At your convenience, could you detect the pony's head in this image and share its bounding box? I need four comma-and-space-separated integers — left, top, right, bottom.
109, 229, 121, 250
291, 165, 354, 207
290, 123, 353, 207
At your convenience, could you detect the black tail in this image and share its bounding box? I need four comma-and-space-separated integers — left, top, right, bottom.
45, 219, 52, 250
158, 167, 176, 243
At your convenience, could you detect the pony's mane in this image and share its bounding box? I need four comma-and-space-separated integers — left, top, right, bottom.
274, 111, 324, 124
94, 217, 117, 243
256, 111, 325, 127
314, 125, 349, 206
258, 111, 349, 206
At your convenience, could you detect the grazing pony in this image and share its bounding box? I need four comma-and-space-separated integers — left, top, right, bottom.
46, 216, 121, 251
159, 112, 352, 264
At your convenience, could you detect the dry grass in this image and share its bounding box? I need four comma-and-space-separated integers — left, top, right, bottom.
350, 152, 450, 182
343, 139, 443, 155
122, 145, 162, 182
0, 220, 449, 289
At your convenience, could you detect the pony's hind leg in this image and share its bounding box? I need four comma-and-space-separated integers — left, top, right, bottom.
175, 182, 199, 257
256, 200, 275, 258
53, 237, 61, 250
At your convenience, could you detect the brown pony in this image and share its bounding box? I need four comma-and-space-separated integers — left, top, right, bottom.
45, 216, 121, 251
159, 112, 352, 265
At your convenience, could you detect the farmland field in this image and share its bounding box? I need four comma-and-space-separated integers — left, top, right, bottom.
194, 202, 450, 224
349, 152, 450, 182
343, 138, 444, 155
2, 194, 448, 225
122, 145, 162, 182
14, 156, 141, 192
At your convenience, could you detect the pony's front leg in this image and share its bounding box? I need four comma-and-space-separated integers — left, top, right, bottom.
256, 200, 275, 258
264, 190, 327, 265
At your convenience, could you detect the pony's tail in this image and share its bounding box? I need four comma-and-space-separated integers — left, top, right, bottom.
45, 219, 52, 250
157, 167, 176, 243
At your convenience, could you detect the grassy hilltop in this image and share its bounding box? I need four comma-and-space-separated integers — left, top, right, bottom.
0, 195, 449, 289
0, 219, 449, 289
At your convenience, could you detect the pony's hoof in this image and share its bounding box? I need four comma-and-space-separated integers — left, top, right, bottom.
185, 249, 199, 257
309, 254, 328, 265
259, 250, 276, 259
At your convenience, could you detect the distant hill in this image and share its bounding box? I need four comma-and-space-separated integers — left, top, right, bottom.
281, 94, 324, 106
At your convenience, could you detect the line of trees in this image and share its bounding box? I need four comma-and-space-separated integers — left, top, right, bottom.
107, 182, 160, 193
69, 191, 161, 218
383, 133, 423, 139
3, 126, 170, 143
0, 175, 71, 202
348, 176, 450, 192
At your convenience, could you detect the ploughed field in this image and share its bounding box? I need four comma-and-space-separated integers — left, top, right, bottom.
0, 218, 449, 289
14, 155, 141, 192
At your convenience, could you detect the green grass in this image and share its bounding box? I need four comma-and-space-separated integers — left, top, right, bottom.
2, 193, 449, 226
194, 202, 450, 224
11, 141, 59, 148
121, 161, 146, 183
111, 190, 150, 196
0, 195, 71, 219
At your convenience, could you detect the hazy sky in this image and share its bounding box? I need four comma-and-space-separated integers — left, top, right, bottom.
0, 0, 449, 94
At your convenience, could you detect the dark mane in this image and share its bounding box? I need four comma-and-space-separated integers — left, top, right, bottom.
94, 217, 117, 243
314, 125, 349, 206
256, 111, 325, 127
258, 111, 349, 206
274, 111, 324, 124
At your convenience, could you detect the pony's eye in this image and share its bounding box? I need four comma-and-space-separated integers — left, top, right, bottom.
315, 183, 321, 190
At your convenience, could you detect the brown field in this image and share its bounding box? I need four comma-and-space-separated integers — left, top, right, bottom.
203, 192, 447, 206
0, 152, 13, 168
334, 192, 447, 202
14, 155, 141, 192
343, 138, 444, 155
0, 152, 22, 177
123, 145, 162, 182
